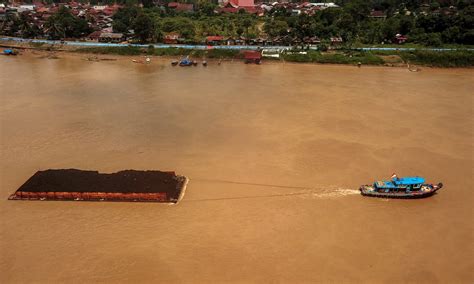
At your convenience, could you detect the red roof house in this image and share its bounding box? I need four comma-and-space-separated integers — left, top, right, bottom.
164, 32, 180, 44
206, 35, 225, 45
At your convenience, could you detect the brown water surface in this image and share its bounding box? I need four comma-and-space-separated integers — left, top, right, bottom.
0, 54, 473, 283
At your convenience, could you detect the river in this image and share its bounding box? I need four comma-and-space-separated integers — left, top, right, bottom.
0, 53, 472, 283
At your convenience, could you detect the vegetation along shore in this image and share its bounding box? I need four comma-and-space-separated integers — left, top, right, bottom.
2, 39, 474, 68
2, 0, 474, 68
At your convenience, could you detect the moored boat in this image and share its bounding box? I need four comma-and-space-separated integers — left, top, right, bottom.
179, 57, 193, 67
3, 49, 18, 56
360, 174, 443, 198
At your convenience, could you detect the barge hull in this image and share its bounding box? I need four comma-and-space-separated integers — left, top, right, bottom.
8, 169, 188, 203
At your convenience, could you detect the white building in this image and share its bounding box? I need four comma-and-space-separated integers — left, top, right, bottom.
309, 2, 339, 9
18, 4, 36, 13
93, 5, 107, 11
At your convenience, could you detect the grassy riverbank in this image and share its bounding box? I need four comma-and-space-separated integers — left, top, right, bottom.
73, 45, 474, 67
281, 51, 385, 65
75, 46, 240, 58
400, 50, 474, 67
3, 40, 473, 67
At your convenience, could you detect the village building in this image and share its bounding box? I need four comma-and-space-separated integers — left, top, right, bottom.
303, 36, 321, 46
167, 2, 194, 13
369, 10, 387, 19
205, 35, 225, 45
87, 30, 102, 41
224, 36, 246, 45
0, 7, 5, 21
217, 0, 260, 14
163, 32, 181, 44
394, 34, 408, 44
330, 36, 343, 46
98, 32, 125, 43
18, 4, 36, 13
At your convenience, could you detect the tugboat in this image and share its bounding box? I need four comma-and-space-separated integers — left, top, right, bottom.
360, 174, 443, 198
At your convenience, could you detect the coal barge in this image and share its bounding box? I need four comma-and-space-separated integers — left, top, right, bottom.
8, 169, 189, 203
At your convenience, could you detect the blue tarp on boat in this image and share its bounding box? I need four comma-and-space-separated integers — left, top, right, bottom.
394, 176, 425, 185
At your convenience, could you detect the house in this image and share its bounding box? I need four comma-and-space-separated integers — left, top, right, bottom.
224, 36, 246, 45
394, 34, 408, 44
168, 2, 194, 12
308, 3, 339, 9
87, 31, 102, 41
369, 10, 387, 19
229, 0, 254, 7
217, 0, 259, 14
99, 32, 125, 43
93, 5, 107, 11
0, 8, 5, 20
206, 35, 225, 45
303, 36, 321, 46
36, 7, 50, 13
18, 4, 36, 13
330, 36, 343, 45
163, 32, 180, 44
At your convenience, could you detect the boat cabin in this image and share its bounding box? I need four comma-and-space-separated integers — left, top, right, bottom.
374, 176, 425, 191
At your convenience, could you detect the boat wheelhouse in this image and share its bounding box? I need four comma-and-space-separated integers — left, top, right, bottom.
360, 175, 443, 198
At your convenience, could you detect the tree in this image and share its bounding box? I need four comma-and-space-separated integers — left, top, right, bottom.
160, 17, 196, 39
17, 13, 42, 38
134, 13, 154, 42
290, 14, 316, 46
113, 6, 139, 33
44, 6, 91, 39
264, 19, 289, 38
241, 17, 252, 39
141, 0, 154, 9
198, 2, 217, 16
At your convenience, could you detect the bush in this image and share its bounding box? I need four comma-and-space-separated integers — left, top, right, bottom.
75, 46, 142, 55
282, 51, 384, 65
317, 44, 328, 52
400, 50, 474, 67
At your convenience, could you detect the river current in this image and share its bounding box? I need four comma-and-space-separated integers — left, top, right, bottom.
0, 53, 472, 282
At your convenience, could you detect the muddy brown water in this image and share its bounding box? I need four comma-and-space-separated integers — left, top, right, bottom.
0, 54, 473, 283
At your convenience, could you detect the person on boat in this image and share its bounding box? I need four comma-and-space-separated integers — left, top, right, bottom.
391, 173, 398, 183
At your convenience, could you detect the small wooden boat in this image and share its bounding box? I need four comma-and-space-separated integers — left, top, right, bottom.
171, 60, 178, 66
179, 57, 193, 67
202, 61, 208, 66
360, 174, 443, 199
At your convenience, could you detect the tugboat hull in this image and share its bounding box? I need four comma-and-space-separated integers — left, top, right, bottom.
360, 183, 443, 199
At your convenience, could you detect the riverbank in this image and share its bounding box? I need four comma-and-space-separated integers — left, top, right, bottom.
2, 40, 474, 68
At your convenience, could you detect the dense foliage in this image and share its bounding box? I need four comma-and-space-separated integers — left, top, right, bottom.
1, 0, 473, 46
109, 0, 474, 45
44, 6, 92, 39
